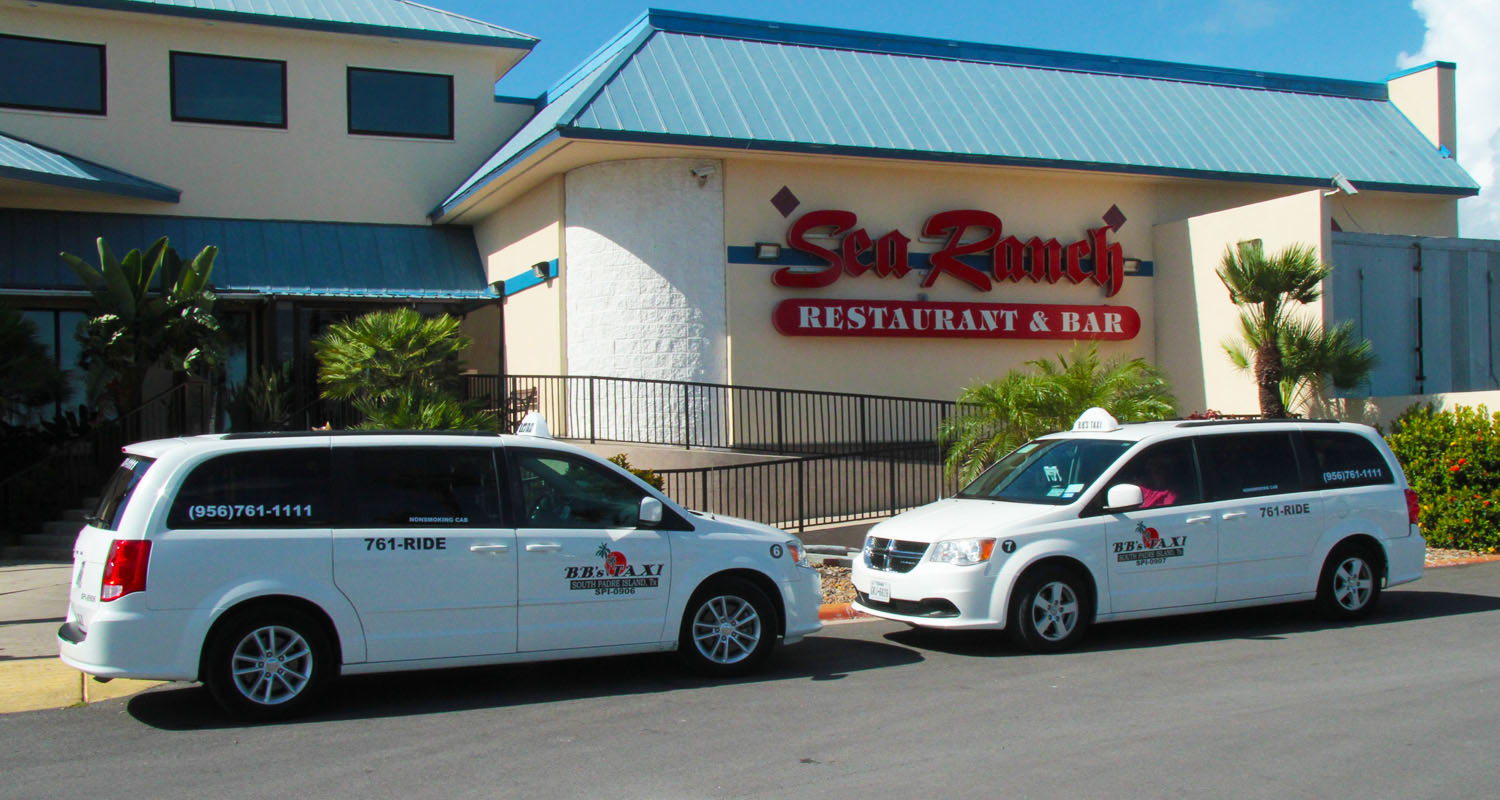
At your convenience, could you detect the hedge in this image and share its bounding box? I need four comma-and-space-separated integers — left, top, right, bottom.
1386, 404, 1500, 552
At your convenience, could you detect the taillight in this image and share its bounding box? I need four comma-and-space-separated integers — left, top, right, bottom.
1405, 489, 1421, 527
101, 539, 151, 601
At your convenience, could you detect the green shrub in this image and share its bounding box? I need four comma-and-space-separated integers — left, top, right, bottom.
608, 453, 665, 491
1386, 404, 1500, 552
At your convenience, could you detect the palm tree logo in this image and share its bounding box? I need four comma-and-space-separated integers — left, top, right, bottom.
596, 542, 627, 576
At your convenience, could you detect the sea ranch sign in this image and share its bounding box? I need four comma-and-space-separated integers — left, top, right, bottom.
770, 208, 1139, 341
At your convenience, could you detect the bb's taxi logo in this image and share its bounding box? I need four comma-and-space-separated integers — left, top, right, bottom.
1114, 521, 1186, 565
565, 543, 664, 595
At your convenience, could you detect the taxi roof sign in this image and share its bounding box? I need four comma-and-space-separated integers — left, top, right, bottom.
515, 412, 552, 438
1072, 407, 1121, 433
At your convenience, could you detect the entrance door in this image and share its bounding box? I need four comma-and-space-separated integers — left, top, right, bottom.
331, 444, 517, 663
509, 449, 673, 652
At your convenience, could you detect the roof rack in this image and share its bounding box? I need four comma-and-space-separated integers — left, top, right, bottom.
1174, 418, 1341, 428
220, 430, 499, 440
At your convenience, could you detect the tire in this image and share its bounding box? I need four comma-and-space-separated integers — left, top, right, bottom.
204, 606, 333, 720
1007, 565, 1091, 652
678, 577, 777, 677
1316, 542, 1382, 621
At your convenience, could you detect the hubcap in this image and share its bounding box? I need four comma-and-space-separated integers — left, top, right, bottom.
1333, 557, 1373, 611
691, 595, 762, 664
230, 625, 313, 705
1028, 581, 1079, 642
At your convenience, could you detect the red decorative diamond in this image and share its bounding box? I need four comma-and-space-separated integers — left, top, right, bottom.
771, 186, 800, 218
1102, 204, 1126, 232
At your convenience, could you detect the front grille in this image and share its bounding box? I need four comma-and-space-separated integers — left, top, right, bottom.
856, 592, 960, 618
864, 537, 928, 573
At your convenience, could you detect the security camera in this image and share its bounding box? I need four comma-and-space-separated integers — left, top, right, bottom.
1330, 172, 1358, 196
691, 166, 716, 178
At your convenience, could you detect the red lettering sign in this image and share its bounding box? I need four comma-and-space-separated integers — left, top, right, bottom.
772, 299, 1140, 340
778, 209, 1128, 297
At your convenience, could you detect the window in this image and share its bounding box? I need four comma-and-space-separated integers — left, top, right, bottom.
0, 34, 105, 114
1105, 440, 1201, 509
91, 456, 155, 532
347, 67, 452, 139
513, 451, 651, 528
333, 447, 502, 527
958, 438, 1133, 505
170, 51, 286, 127
1305, 432, 1394, 488
1196, 433, 1304, 501
167, 449, 330, 528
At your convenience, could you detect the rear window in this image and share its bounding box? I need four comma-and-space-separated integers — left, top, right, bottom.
167, 448, 330, 528
959, 438, 1133, 505
1305, 431, 1394, 488
90, 456, 155, 531
1196, 432, 1304, 500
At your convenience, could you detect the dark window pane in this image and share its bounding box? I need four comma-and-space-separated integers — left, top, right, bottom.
167, 449, 329, 528
171, 52, 285, 127
0, 34, 104, 113
1197, 433, 1303, 500
514, 451, 648, 528
1306, 432, 1394, 488
1108, 440, 1201, 508
334, 447, 502, 527
348, 67, 452, 138
92, 456, 155, 532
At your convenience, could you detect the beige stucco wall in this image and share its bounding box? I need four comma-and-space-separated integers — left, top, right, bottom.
1152, 190, 1329, 415
0, 0, 530, 224
1311, 390, 1500, 428
472, 176, 565, 376
1388, 63, 1458, 158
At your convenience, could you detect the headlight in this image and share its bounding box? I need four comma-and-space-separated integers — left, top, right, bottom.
929, 537, 996, 566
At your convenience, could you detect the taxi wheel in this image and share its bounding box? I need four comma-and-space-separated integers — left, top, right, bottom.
204, 606, 332, 720
678, 578, 777, 677
1008, 566, 1091, 652
1316, 543, 1382, 621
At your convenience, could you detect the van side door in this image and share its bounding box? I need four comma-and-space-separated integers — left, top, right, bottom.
1100, 439, 1218, 612
330, 444, 516, 663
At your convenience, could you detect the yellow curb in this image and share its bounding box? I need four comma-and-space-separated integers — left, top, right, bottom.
85, 676, 165, 704
0, 658, 164, 714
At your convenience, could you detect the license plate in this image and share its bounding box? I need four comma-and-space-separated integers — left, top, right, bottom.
870, 579, 891, 603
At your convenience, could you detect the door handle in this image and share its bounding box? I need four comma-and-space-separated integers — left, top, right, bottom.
1222, 511, 1247, 520
1184, 514, 1213, 524
525, 543, 563, 552
469, 544, 509, 554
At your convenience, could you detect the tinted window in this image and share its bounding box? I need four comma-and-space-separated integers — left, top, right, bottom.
1105, 439, 1201, 509
1305, 431, 1394, 488
167, 449, 329, 528
171, 52, 286, 127
334, 447, 502, 527
513, 451, 650, 528
347, 67, 452, 138
1196, 433, 1303, 501
91, 456, 155, 531
0, 34, 104, 114
959, 438, 1133, 505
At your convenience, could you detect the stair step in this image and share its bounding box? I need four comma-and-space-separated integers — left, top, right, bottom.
62, 508, 90, 523
0, 545, 72, 563
22, 533, 77, 548
43, 520, 84, 537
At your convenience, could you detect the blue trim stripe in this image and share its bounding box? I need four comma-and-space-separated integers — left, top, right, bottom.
725, 246, 1153, 276
502, 258, 557, 296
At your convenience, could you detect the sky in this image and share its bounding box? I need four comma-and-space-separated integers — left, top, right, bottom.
442, 0, 1500, 237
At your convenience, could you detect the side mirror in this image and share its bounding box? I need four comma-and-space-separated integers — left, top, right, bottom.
638, 496, 664, 527
1104, 483, 1144, 511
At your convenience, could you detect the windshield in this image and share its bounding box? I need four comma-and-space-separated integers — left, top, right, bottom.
958, 438, 1133, 505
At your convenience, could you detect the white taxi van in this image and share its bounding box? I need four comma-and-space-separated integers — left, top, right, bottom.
851, 409, 1424, 650
59, 416, 821, 718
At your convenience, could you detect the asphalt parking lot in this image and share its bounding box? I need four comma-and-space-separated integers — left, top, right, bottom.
2, 561, 1498, 799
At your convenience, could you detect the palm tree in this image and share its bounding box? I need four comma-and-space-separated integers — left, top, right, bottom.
939, 343, 1176, 483
314, 308, 495, 431
60, 237, 222, 415
1216, 242, 1374, 417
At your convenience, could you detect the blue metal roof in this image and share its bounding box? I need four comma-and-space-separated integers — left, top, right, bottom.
0, 210, 492, 299
439, 9, 1477, 217
40, 0, 536, 49
0, 131, 180, 202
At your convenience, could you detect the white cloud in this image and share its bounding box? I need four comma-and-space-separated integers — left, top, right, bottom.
1400, 0, 1500, 238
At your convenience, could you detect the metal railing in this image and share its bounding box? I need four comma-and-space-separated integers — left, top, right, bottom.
654, 443, 958, 533
504, 374, 959, 454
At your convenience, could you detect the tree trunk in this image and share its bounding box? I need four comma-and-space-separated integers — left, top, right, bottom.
1254, 339, 1286, 418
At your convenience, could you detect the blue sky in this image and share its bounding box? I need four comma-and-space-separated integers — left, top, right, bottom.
454, 1, 1431, 98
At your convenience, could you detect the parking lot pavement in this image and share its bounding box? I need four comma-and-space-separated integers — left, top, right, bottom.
0, 562, 163, 713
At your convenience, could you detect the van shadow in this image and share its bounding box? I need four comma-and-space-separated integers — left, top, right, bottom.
882, 589, 1500, 657
125, 634, 923, 730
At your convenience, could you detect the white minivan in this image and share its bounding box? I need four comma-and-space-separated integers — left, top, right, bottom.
59, 419, 822, 718
851, 409, 1424, 650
